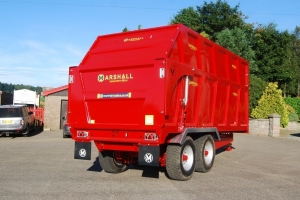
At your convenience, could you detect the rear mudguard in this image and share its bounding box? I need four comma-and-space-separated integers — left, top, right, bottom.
74, 141, 92, 160
168, 127, 221, 145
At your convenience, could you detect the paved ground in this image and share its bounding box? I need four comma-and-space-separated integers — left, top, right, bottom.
0, 128, 299, 200
279, 128, 300, 140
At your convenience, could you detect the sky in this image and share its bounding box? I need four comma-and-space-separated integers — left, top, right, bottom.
0, 0, 299, 88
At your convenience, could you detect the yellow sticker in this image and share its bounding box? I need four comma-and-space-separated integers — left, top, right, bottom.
188, 43, 197, 51
189, 81, 198, 87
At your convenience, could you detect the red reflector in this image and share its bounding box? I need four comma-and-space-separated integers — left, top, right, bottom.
77, 131, 88, 138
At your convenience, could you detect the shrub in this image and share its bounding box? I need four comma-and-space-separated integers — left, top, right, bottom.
249, 75, 267, 115
284, 97, 300, 117
286, 104, 299, 121
286, 104, 295, 115
251, 82, 289, 127
289, 112, 299, 121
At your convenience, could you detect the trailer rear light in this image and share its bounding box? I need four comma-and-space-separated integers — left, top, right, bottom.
145, 133, 158, 141
145, 115, 154, 125
77, 131, 89, 138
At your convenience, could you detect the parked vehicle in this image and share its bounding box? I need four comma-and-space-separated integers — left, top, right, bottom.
68, 24, 249, 180
62, 116, 71, 138
0, 105, 35, 137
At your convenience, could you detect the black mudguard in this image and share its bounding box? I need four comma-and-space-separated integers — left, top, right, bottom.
74, 141, 91, 160
138, 145, 160, 166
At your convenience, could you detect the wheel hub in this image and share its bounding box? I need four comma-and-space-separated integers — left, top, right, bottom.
182, 154, 188, 162
204, 150, 209, 156
204, 141, 213, 165
182, 145, 194, 171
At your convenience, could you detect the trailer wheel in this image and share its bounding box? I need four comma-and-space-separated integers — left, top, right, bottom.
99, 151, 128, 173
166, 136, 195, 181
195, 135, 215, 173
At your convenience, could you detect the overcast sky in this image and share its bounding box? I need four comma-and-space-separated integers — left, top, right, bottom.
0, 0, 299, 88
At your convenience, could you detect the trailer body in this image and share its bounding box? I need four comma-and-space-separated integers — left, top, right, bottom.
69, 24, 249, 180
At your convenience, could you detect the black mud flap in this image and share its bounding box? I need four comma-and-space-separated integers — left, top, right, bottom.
138, 145, 159, 166
74, 141, 91, 160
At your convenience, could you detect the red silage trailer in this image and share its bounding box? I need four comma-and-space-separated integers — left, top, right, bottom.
68, 24, 249, 180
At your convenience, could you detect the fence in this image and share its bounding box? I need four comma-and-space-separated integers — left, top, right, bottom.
249, 114, 281, 137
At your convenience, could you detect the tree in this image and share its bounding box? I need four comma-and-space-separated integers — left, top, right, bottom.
170, 7, 201, 33
249, 75, 267, 114
290, 26, 300, 97
0, 82, 42, 94
215, 27, 256, 72
252, 23, 295, 94
170, 1, 247, 41
251, 82, 288, 127
196, 0, 246, 41
122, 27, 129, 32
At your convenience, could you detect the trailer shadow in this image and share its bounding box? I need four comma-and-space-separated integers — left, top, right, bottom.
87, 157, 162, 178
28, 126, 44, 137
128, 165, 165, 179
216, 145, 236, 155
290, 133, 300, 137
87, 157, 165, 178
86, 146, 236, 178
87, 157, 103, 172
138, 166, 160, 179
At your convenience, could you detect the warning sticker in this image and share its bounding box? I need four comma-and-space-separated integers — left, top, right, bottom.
97, 92, 132, 99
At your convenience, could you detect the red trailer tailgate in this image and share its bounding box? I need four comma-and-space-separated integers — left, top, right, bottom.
74, 60, 166, 131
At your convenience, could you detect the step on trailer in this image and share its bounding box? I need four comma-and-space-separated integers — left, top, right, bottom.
68, 24, 249, 181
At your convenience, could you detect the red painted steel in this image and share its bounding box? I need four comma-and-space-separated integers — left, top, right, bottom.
34, 107, 44, 126
28, 107, 44, 126
68, 24, 249, 166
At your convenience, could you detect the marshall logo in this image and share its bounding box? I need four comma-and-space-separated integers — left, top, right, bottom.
124, 37, 144, 42
98, 73, 133, 83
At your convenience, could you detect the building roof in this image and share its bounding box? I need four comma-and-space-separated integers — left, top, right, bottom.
43, 85, 68, 96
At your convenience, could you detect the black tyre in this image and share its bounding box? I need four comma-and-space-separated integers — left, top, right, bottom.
99, 151, 128, 173
23, 126, 29, 137
166, 136, 196, 181
195, 135, 215, 173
